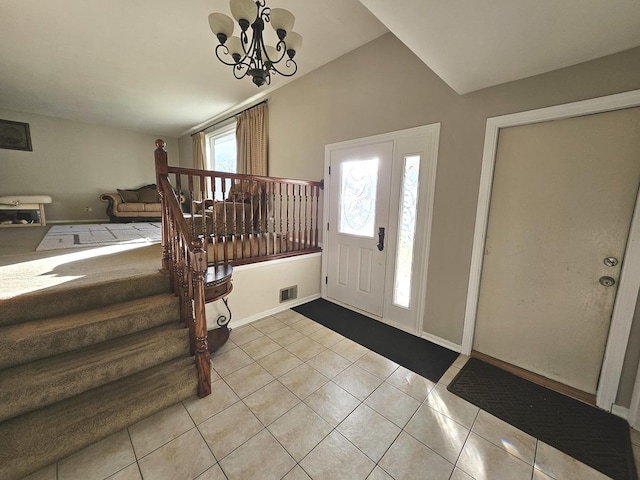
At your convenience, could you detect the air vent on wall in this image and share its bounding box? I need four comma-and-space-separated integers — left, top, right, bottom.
280, 285, 298, 303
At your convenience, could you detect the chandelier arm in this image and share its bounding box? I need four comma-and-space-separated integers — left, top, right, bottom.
269, 57, 298, 77
215, 44, 239, 67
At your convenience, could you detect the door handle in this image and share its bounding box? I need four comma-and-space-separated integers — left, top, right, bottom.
377, 227, 385, 251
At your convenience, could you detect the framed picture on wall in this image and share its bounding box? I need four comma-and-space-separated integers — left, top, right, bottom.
0, 119, 32, 151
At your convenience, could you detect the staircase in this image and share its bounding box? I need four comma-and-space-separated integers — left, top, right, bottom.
0, 272, 197, 480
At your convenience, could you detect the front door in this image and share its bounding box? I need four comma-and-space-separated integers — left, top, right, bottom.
325, 141, 393, 317
474, 107, 640, 395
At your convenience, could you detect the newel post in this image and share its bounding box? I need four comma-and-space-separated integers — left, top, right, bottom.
155, 139, 170, 272
191, 240, 212, 397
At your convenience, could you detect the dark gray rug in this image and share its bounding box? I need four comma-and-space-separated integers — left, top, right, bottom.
448, 358, 637, 480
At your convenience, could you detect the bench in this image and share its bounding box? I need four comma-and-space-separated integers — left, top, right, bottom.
0, 195, 52, 227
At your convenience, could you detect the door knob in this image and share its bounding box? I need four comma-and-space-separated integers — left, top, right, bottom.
599, 276, 616, 287
603, 257, 619, 267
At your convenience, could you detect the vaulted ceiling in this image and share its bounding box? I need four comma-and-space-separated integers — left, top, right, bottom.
1, 1, 639, 137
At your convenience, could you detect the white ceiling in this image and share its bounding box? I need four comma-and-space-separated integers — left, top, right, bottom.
1, 1, 640, 138
359, 0, 640, 94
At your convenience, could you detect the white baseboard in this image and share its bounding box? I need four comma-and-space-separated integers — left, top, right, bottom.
611, 404, 629, 421
229, 293, 321, 329
421, 332, 462, 353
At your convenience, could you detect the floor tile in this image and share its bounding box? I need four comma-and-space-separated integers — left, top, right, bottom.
364, 381, 420, 428
472, 410, 536, 465
58, 429, 136, 480
386, 366, 435, 402
630, 427, 640, 446
183, 379, 240, 425
267, 325, 306, 346
21, 464, 57, 480
137, 429, 215, 480
333, 364, 382, 400
241, 335, 282, 360
300, 430, 375, 480
243, 380, 301, 425
282, 465, 312, 479
258, 347, 303, 378
105, 464, 142, 480
213, 337, 236, 356
457, 433, 533, 480
404, 404, 469, 463
532, 469, 555, 480
306, 348, 352, 378
224, 362, 274, 398
534, 441, 611, 480
251, 315, 287, 334
129, 403, 195, 459
379, 431, 454, 480
279, 363, 329, 399
273, 310, 307, 325
198, 401, 264, 460
438, 366, 461, 386
219, 429, 295, 480
366, 466, 394, 480
285, 336, 327, 361
337, 404, 401, 462
330, 338, 370, 362
452, 354, 469, 369
211, 347, 254, 377
229, 324, 264, 346
304, 381, 361, 427
355, 351, 399, 380
291, 318, 324, 335
450, 468, 474, 480
268, 403, 332, 461
195, 464, 227, 480
424, 383, 479, 428
309, 327, 344, 347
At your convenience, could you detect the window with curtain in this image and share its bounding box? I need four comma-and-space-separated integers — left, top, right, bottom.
205, 124, 237, 174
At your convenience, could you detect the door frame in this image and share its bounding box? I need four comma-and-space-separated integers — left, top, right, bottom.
321, 124, 440, 336
462, 89, 640, 411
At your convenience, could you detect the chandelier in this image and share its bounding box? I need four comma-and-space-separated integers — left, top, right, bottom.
208, 0, 302, 87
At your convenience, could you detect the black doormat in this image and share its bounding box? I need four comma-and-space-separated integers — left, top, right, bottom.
292, 298, 459, 383
448, 357, 637, 480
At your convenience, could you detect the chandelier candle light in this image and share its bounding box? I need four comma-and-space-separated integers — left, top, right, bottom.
209, 0, 302, 87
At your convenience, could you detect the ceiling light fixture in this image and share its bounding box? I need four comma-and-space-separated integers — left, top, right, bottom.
208, 0, 302, 87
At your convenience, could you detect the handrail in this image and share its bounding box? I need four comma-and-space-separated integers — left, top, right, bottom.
153, 138, 323, 399
165, 166, 323, 266
155, 140, 211, 398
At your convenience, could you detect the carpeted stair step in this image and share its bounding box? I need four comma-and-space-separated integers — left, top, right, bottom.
0, 356, 198, 480
0, 272, 170, 326
0, 322, 189, 423
0, 293, 180, 370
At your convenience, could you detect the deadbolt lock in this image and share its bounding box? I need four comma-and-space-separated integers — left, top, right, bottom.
603, 257, 619, 267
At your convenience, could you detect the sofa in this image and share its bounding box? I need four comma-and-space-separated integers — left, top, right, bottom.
100, 184, 165, 222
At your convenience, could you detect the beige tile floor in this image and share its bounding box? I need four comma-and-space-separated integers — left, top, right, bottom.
24, 309, 640, 480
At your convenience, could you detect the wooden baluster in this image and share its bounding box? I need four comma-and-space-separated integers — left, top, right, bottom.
297, 184, 302, 250
315, 184, 320, 248
191, 241, 211, 398
221, 177, 229, 265
278, 182, 284, 254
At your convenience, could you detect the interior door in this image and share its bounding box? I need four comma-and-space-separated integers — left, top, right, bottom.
474, 107, 640, 395
326, 141, 393, 317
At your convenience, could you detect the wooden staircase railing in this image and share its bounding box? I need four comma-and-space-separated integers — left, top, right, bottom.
154, 139, 323, 398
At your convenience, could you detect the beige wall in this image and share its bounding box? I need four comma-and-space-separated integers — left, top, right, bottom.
0, 109, 178, 222
266, 34, 640, 347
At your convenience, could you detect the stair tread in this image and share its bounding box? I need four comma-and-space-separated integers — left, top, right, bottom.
0, 356, 198, 480
0, 322, 190, 422
0, 293, 179, 369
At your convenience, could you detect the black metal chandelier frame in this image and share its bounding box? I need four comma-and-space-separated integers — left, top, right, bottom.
214, 0, 297, 87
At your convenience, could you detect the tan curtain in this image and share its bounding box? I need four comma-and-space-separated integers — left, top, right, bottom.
192, 131, 210, 199
236, 102, 268, 176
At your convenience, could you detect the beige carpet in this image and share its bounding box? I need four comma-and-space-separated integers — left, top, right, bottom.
0, 225, 162, 300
